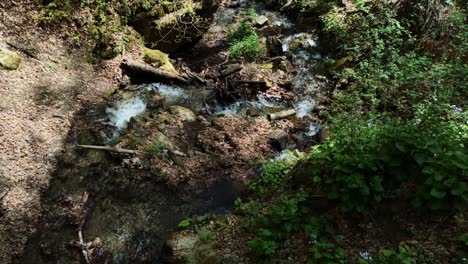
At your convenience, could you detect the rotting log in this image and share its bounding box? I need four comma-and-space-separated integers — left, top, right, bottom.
268, 109, 296, 120
120, 59, 189, 84
220, 63, 242, 77
76, 145, 137, 154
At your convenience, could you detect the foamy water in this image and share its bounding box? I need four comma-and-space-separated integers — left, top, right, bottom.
294, 97, 316, 118
213, 95, 282, 116
106, 97, 147, 130
146, 83, 188, 103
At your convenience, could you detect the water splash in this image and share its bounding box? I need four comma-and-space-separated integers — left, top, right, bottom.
294, 97, 316, 118
146, 83, 188, 103
212, 95, 282, 116
306, 122, 320, 137
106, 97, 147, 130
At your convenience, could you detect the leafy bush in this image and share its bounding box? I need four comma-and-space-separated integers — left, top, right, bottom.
309, 242, 347, 264
322, 2, 467, 115
227, 21, 262, 59
242, 191, 308, 257
248, 161, 292, 197
360, 242, 436, 264
309, 103, 467, 213
229, 32, 262, 59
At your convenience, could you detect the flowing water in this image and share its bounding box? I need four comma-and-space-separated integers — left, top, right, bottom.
17, 2, 328, 263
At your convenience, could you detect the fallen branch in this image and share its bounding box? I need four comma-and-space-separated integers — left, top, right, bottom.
229, 79, 267, 86
76, 145, 137, 154
78, 192, 91, 264
268, 109, 296, 120
121, 59, 188, 84
220, 63, 242, 77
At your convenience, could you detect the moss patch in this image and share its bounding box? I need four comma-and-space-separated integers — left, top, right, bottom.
143, 48, 178, 74
0, 47, 21, 70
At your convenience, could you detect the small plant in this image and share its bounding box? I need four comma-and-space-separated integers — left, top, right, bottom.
227, 21, 262, 59
248, 161, 292, 197
229, 32, 262, 59
309, 242, 347, 264
360, 242, 436, 264
38, 1, 72, 22
144, 142, 164, 156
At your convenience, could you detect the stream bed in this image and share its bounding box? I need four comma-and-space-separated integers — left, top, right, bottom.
16, 1, 329, 263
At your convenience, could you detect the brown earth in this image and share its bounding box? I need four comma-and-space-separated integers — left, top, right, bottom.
0, 2, 134, 262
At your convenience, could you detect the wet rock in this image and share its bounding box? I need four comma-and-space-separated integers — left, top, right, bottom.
255, 15, 269, 27
317, 126, 330, 143
170, 105, 196, 122
143, 48, 179, 75
162, 230, 223, 264
266, 36, 283, 56
147, 92, 166, 111
246, 107, 261, 117
154, 132, 174, 150
269, 129, 288, 150
0, 46, 21, 70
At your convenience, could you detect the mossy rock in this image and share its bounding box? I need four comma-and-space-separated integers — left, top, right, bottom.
170, 105, 196, 122
143, 48, 178, 75
0, 47, 21, 70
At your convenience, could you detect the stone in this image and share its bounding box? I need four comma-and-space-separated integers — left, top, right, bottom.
170, 105, 196, 122
255, 15, 269, 27
246, 107, 261, 117
269, 129, 288, 150
143, 48, 178, 75
0, 47, 21, 70
162, 230, 223, 264
266, 36, 283, 56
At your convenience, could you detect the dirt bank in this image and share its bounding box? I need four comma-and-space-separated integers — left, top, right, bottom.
0, 2, 122, 262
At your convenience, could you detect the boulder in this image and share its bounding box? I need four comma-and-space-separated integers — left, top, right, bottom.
162, 230, 223, 264
255, 15, 269, 27
269, 129, 288, 150
246, 107, 261, 117
0, 47, 21, 70
143, 48, 179, 75
170, 105, 196, 122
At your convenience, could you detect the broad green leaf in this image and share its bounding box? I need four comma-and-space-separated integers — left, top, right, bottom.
430, 188, 446, 199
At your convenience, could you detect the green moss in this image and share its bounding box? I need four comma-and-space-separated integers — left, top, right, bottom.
143, 48, 178, 74
0, 48, 21, 70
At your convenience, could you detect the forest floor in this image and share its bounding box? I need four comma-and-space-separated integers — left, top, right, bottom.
0, 1, 131, 262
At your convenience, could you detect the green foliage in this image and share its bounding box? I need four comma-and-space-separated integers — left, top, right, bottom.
248, 161, 291, 197
322, 2, 467, 115
360, 242, 436, 264
144, 142, 164, 156
38, 1, 73, 22
309, 103, 467, 213
228, 21, 254, 43
178, 219, 191, 229
227, 21, 262, 59
308, 242, 347, 264
241, 191, 308, 257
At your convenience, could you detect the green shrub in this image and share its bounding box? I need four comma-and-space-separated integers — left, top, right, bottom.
322, 2, 467, 115
248, 161, 291, 197
242, 192, 308, 257
360, 242, 436, 264
309, 103, 467, 213
229, 32, 262, 59
227, 21, 262, 59
309, 242, 347, 264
